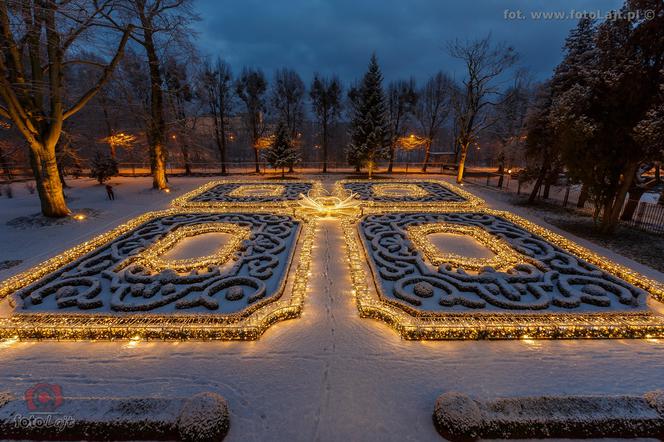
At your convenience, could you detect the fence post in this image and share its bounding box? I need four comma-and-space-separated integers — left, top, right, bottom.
563, 185, 570, 208
486, 174, 490, 186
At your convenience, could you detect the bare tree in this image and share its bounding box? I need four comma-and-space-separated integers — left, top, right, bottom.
310, 74, 342, 173
272, 68, 304, 172
200, 58, 234, 174
414, 72, 452, 172
490, 71, 531, 187
0, 0, 131, 216
236, 67, 267, 173
164, 57, 196, 175
449, 35, 518, 183
386, 79, 416, 173
272, 68, 305, 137
108, 0, 197, 189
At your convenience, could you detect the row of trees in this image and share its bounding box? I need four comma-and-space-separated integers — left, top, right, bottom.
346, 39, 520, 182
6, 0, 659, 235
524, 0, 664, 233
0, 0, 198, 216
1, 0, 522, 219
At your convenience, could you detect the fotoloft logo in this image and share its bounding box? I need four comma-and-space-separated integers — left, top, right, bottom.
24, 383, 64, 412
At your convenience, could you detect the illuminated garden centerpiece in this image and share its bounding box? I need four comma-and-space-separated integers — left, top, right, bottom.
298, 190, 361, 217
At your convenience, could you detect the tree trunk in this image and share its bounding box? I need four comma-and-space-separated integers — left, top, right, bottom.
181, 144, 191, 175
254, 146, 260, 173
600, 160, 639, 234
149, 134, 168, 188
620, 187, 645, 222
543, 181, 551, 199
0, 147, 12, 180
497, 162, 505, 188
142, 23, 168, 189
528, 157, 549, 204
577, 183, 589, 208
28, 142, 69, 217
455, 142, 469, 183
387, 140, 395, 173
220, 115, 227, 174
57, 161, 68, 189
322, 123, 328, 173
422, 140, 432, 172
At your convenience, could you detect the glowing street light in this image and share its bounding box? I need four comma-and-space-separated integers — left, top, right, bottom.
101, 132, 136, 158
254, 135, 275, 149
397, 134, 429, 151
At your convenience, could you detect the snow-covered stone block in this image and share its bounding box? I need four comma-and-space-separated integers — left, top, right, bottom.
433, 391, 664, 440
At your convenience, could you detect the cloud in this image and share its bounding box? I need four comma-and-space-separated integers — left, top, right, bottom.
194, 0, 623, 86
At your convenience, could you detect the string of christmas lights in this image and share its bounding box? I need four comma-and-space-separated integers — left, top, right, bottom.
171, 180, 325, 209
333, 179, 485, 209
227, 184, 284, 198
406, 223, 523, 271
340, 206, 664, 340
0, 207, 317, 341
134, 222, 251, 273
372, 183, 430, 199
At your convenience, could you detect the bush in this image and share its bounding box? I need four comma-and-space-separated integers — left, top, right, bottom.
90, 152, 118, 184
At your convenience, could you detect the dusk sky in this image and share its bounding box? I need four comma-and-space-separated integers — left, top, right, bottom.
194, 0, 623, 84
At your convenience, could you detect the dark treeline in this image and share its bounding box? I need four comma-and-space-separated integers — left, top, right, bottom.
1, 0, 662, 233
523, 0, 664, 232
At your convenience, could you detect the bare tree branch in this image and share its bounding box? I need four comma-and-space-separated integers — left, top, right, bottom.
63, 25, 133, 120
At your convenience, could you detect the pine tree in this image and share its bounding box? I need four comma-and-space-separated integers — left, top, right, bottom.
264, 122, 300, 178
90, 152, 119, 184
547, 2, 664, 233
347, 54, 389, 177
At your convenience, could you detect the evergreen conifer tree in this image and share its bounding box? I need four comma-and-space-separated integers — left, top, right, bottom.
90, 152, 119, 184
347, 54, 389, 177
264, 122, 300, 177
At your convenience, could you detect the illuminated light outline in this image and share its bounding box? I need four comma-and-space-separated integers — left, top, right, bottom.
171, 179, 324, 209
406, 223, 523, 272
227, 184, 284, 198
372, 183, 430, 199
333, 178, 485, 209
341, 207, 664, 340
0, 207, 317, 341
134, 222, 251, 273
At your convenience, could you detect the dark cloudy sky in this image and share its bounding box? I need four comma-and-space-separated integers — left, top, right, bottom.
194, 0, 623, 84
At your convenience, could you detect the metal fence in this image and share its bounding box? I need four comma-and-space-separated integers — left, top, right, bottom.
623, 202, 664, 235
0, 160, 460, 181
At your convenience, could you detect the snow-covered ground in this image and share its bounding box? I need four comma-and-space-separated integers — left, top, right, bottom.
1, 175, 664, 441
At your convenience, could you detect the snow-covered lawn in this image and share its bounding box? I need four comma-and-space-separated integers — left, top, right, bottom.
0, 176, 212, 278
1, 175, 664, 441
